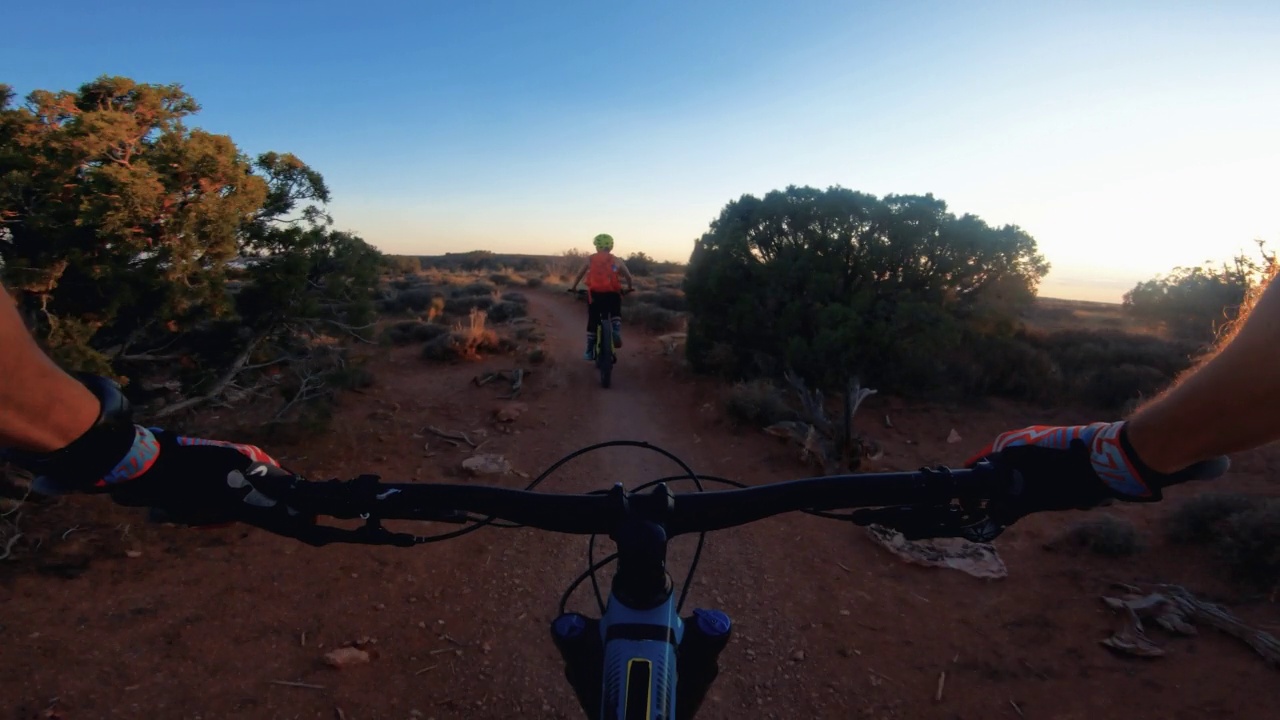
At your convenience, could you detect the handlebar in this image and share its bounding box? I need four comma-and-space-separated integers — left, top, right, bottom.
253, 462, 1012, 546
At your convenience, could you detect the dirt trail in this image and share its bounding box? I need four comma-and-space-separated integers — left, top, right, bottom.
2, 289, 1279, 720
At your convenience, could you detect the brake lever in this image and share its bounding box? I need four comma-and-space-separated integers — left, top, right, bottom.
850, 503, 1006, 543
287, 519, 421, 548
260, 474, 470, 524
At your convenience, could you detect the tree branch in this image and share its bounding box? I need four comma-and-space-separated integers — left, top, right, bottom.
152, 333, 268, 419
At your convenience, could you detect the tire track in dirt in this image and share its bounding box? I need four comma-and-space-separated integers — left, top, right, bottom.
476, 291, 782, 719
507, 292, 850, 719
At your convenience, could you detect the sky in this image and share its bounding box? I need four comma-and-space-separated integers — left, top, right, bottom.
4, 0, 1278, 302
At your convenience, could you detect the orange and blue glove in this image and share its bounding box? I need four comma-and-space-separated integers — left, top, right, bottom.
966, 420, 1229, 531
5, 375, 313, 538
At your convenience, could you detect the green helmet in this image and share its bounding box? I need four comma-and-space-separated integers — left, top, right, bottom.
593, 233, 614, 251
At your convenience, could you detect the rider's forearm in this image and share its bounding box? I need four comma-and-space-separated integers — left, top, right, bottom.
0, 283, 99, 452
1126, 277, 1280, 473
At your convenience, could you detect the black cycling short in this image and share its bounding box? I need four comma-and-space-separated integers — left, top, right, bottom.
586, 291, 622, 332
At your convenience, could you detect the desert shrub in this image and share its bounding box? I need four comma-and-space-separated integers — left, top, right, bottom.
1217, 501, 1280, 588
690, 342, 741, 379
514, 324, 545, 342
958, 327, 1196, 410
1164, 493, 1280, 590
962, 332, 1062, 402
397, 287, 447, 314
419, 329, 505, 362
444, 295, 495, 316
628, 302, 683, 332
526, 276, 544, 288
452, 282, 497, 298
381, 320, 449, 346
421, 333, 462, 361
633, 290, 687, 312
1052, 516, 1143, 557
1083, 363, 1169, 410
1165, 493, 1263, 545
487, 300, 528, 323
1035, 329, 1195, 377
527, 347, 546, 364
684, 186, 1047, 395
626, 252, 655, 276
723, 380, 795, 427
1124, 245, 1277, 344
653, 290, 687, 312
501, 291, 528, 304
490, 272, 522, 286
328, 363, 376, 390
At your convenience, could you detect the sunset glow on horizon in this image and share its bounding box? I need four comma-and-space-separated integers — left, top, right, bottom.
6, 1, 1277, 303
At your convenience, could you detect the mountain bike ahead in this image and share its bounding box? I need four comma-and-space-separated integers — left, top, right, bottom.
571, 288, 631, 388
250, 441, 1227, 720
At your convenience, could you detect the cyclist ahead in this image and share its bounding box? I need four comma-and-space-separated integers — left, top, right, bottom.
569, 233, 635, 361
1, 271, 1277, 540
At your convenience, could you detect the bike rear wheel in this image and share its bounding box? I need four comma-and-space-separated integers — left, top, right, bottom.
596, 319, 613, 389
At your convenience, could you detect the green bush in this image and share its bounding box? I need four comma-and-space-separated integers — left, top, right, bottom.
1163, 493, 1280, 590
487, 300, 528, 323
328, 363, 376, 390
961, 332, 1062, 402
501, 291, 528, 304
444, 295, 495, 316
421, 333, 463, 362
526, 276, 544, 288
451, 282, 497, 298
1052, 516, 1143, 557
633, 290, 687, 312
1083, 363, 1169, 410
489, 273, 515, 286
626, 252, 656, 276
1217, 501, 1280, 588
683, 186, 1048, 394
1165, 493, 1263, 545
955, 327, 1195, 410
381, 320, 449, 346
723, 380, 795, 427
628, 302, 683, 333
1124, 246, 1276, 344
397, 287, 446, 313
514, 325, 545, 342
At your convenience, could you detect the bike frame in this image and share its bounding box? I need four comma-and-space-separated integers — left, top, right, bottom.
550, 495, 726, 720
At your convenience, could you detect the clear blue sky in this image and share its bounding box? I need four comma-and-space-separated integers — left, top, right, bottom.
5, 0, 1279, 301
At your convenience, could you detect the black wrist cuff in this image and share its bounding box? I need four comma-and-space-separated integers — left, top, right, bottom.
1116, 421, 1173, 499
10, 375, 138, 489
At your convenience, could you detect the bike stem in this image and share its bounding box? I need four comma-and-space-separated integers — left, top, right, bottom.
608, 483, 675, 609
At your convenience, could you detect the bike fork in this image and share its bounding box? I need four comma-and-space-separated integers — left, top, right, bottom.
550, 608, 733, 719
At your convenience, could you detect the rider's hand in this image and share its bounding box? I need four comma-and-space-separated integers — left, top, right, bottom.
965, 420, 1229, 529
7, 376, 314, 540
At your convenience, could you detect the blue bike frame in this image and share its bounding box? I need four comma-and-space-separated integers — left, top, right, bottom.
550, 510, 731, 719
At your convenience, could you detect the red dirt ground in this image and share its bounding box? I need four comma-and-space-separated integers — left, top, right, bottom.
2, 290, 1278, 720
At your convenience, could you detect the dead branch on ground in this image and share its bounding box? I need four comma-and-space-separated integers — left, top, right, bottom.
1101, 583, 1280, 665
768, 371, 878, 473
473, 368, 527, 398
424, 426, 477, 448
